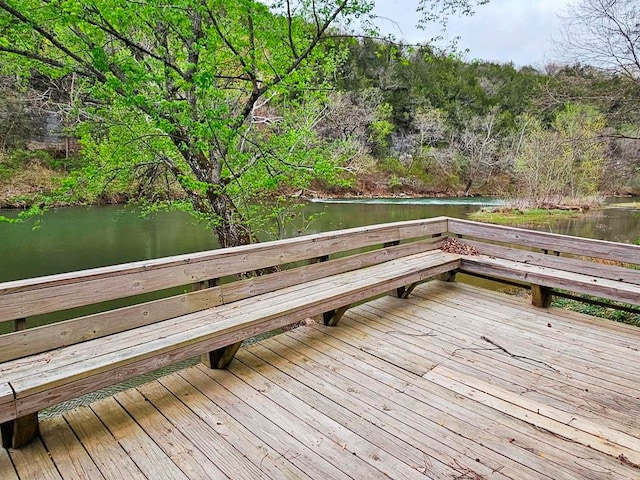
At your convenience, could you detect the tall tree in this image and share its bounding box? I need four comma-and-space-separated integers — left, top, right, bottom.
0, 0, 378, 246
0, 0, 488, 246
560, 1, 640, 128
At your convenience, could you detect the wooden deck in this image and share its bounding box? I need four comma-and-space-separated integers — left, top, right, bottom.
2, 280, 639, 479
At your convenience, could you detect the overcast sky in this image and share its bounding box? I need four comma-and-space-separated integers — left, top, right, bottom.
372, 0, 573, 67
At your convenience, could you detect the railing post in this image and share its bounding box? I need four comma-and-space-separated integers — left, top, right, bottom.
193, 279, 219, 291
3, 318, 40, 447
437, 234, 458, 283
531, 249, 558, 308
383, 241, 409, 298
14, 318, 26, 332
193, 278, 243, 369
531, 285, 552, 308
309, 255, 334, 324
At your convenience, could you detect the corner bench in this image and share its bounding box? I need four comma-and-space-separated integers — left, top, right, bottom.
448, 218, 640, 308
0, 217, 458, 448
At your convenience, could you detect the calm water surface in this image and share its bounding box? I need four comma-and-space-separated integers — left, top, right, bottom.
1, 197, 638, 282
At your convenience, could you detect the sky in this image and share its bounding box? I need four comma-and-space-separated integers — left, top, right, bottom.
371, 0, 573, 67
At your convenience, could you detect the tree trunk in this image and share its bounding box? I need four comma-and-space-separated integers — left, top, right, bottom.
208, 189, 279, 277
208, 190, 253, 248
463, 178, 473, 196
171, 139, 254, 249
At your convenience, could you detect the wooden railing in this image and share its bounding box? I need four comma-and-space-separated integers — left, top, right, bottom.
1, 216, 638, 449
0, 217, 449, 354
448, 218, 640, 308
1, 216, 456, 447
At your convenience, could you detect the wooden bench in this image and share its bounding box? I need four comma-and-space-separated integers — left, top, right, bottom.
448, 218, 640, 308
0, 217, 459, 448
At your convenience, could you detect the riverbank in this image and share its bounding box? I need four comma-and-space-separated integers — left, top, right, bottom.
1, 158, 638, 210
0, 164, 481, 209
0, 162, 60, 208
468, 206, 589, 226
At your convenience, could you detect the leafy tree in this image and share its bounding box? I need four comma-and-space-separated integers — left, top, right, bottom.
0, 0, 376, 246
0, 0, 492, 246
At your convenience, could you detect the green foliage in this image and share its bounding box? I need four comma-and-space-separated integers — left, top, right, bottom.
246, 196, 324, 241
387, 174, 403, 190
378, 156, 404, 175
552, 296, 640, 327
407, 156, 433, 185
468, 208, 580, 226
0, 203, 46, 228
0, 149, 79, 187
368, 103, 395, 155
2, 0, 635, 213
0, 0, 377, 246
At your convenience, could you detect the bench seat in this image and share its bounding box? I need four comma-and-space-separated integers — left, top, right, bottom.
459, 254, 640, 306
1, 249, 460, 423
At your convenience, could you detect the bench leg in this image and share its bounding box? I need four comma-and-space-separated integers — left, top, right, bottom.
1, 413, 39, 448
323, 305, 350, 327
392, 272, 456, 300
438, 271, 457, 283
201, 342, 243, 369
390, 286, 407, 298
391, 283, 419, 299
531, 285, 552, 308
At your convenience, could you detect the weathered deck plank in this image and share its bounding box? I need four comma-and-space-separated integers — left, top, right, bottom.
6, 281, 640, 480
267, 328, 532, 478
245, 339, 513, 479
156, 372, 311, 480
193, 367, 395, 480
287, 322, 632, 479
63, 407, 147, 479
417, 286, 640, 394
351, 293, 640, 425
39, 415, 105, 480
113, 388, 230, 480
135, 380, 268, 480
0, 446, 18, 480
90, 397, 189, 480
215, 354, 441, 480
8, 438, 62, 480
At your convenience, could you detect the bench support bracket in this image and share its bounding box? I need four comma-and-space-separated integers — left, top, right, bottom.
201, 342, 243, 370
531, 285, 552, 308
323, 305, 350, 327
1, 413, 39, 449
391, 282, 420, 299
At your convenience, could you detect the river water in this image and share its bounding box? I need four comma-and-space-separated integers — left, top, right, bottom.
1, 197, 639, 283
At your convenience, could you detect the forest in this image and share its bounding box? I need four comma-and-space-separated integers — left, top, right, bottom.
0, 0, 638, 246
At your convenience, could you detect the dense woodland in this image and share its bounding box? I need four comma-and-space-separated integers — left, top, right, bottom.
3, 47, 638, 199
0, 0, 638, 245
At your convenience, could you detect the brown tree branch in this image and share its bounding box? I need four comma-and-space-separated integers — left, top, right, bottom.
286, 0, 299, 57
